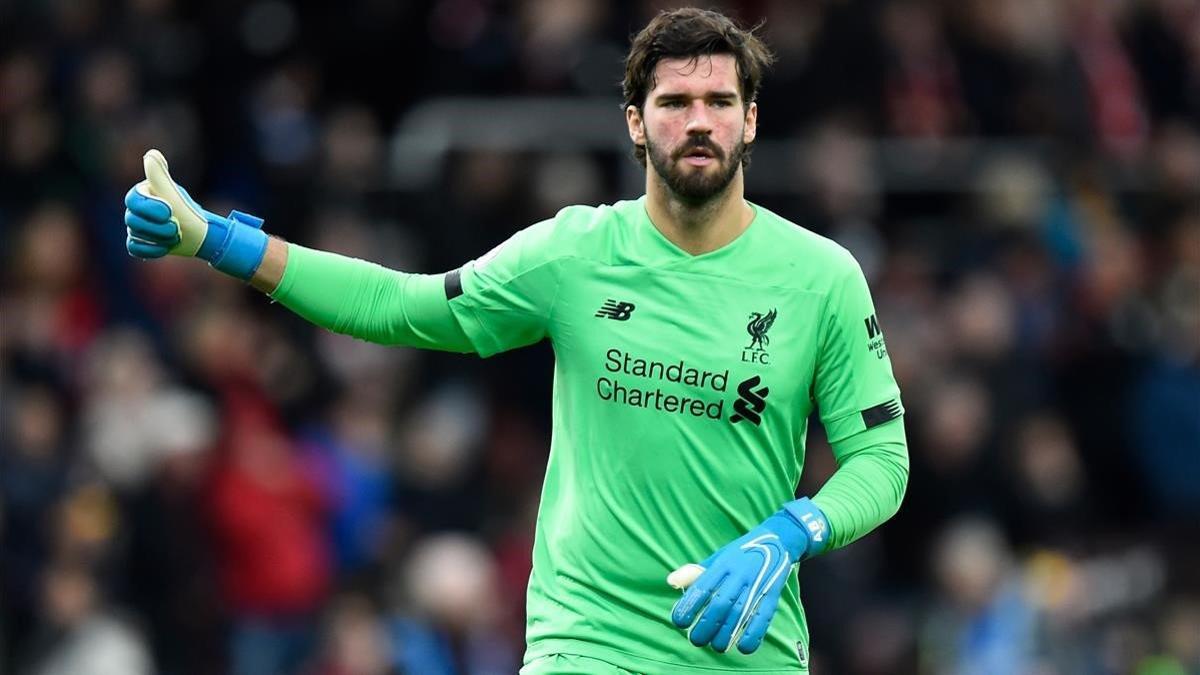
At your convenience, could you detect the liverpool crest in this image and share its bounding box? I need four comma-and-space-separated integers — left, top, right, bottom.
742, 308, 777, 364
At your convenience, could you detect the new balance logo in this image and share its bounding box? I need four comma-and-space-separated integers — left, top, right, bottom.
595, 299, 636, 321
730, 375, 770, 425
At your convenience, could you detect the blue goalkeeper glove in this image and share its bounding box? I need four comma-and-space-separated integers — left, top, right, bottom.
667, 497, 829, 654
124, 149, 269, 280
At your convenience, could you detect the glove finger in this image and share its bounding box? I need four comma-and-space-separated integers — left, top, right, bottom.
126, 210, 181, 245
734, 572, 788, 654
667, 564, 705, 590
671, 563, 727, 629
127, 236, 171, 259
125, 183, 172, 222
689, 576, 743, 647
709, 586, 750, 653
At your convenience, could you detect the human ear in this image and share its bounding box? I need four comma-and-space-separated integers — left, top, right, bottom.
743, 101, 757, 144
626, 105, 646, 146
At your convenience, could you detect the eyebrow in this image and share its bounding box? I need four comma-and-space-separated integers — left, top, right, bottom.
654, 91, 740, 103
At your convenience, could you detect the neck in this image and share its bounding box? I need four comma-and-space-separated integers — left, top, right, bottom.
644, 168, 753, 256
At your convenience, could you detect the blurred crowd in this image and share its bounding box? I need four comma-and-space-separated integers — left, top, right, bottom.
1, 1, 1198, 674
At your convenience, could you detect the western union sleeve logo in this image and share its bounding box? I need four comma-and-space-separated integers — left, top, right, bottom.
864, 314, 887, 360
864, 314, 881, 339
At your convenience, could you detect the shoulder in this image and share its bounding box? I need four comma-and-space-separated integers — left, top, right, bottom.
749, 202, 862, 279
512, 199, 638, 262
549, 200, 637, 236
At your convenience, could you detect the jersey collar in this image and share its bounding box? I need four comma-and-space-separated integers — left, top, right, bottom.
634, 195, 761, 263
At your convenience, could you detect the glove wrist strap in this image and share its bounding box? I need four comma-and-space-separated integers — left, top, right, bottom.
781, 497, 830, 560
197, 210, 269, 280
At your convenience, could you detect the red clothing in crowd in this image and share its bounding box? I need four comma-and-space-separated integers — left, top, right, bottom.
206, 381, 331, 616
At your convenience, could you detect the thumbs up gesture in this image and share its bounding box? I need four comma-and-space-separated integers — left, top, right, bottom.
124, 149, 269, 280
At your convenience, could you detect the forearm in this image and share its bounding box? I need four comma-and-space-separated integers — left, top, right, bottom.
811, 424, 909, 551
266, 241, 474, 352
249, 236, 288, 294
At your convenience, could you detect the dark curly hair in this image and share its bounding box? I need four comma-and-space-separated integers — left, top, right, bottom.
622, 8, 775, 165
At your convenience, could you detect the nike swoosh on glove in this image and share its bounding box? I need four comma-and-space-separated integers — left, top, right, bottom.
667, 497, 829, 654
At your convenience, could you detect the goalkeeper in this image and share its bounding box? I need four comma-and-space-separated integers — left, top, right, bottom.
124, 7, 907, 674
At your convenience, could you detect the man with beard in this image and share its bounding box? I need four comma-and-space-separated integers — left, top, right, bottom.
122, 8, 908, 674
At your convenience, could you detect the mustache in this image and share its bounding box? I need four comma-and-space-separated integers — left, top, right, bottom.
672, 137, 724, 161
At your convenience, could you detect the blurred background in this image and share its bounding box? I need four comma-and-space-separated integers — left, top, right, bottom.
1, 0, 1198, 674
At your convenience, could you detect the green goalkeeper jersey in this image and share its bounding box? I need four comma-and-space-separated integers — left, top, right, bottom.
439, 197, 907, 673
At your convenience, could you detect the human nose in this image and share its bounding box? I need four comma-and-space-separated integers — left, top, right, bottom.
685, 101, 713, 135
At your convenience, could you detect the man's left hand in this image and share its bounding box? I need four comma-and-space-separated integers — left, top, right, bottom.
667, 498, 829, 654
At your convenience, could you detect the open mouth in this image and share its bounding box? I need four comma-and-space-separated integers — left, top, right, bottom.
681, 147, 717, 165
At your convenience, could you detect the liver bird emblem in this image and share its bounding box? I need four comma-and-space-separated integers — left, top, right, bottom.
745, 309, 778, 351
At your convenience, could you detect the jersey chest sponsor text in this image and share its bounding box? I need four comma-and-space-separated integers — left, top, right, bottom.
570, 281, 823, 427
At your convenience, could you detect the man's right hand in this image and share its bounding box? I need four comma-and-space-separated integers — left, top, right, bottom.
124, 149, 270, 280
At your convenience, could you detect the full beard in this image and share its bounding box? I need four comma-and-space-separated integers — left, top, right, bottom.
646, 133, 746, 206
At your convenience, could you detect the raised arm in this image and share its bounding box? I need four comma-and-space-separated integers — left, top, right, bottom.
124, 149, 473, 352
264, 240, 472, 351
